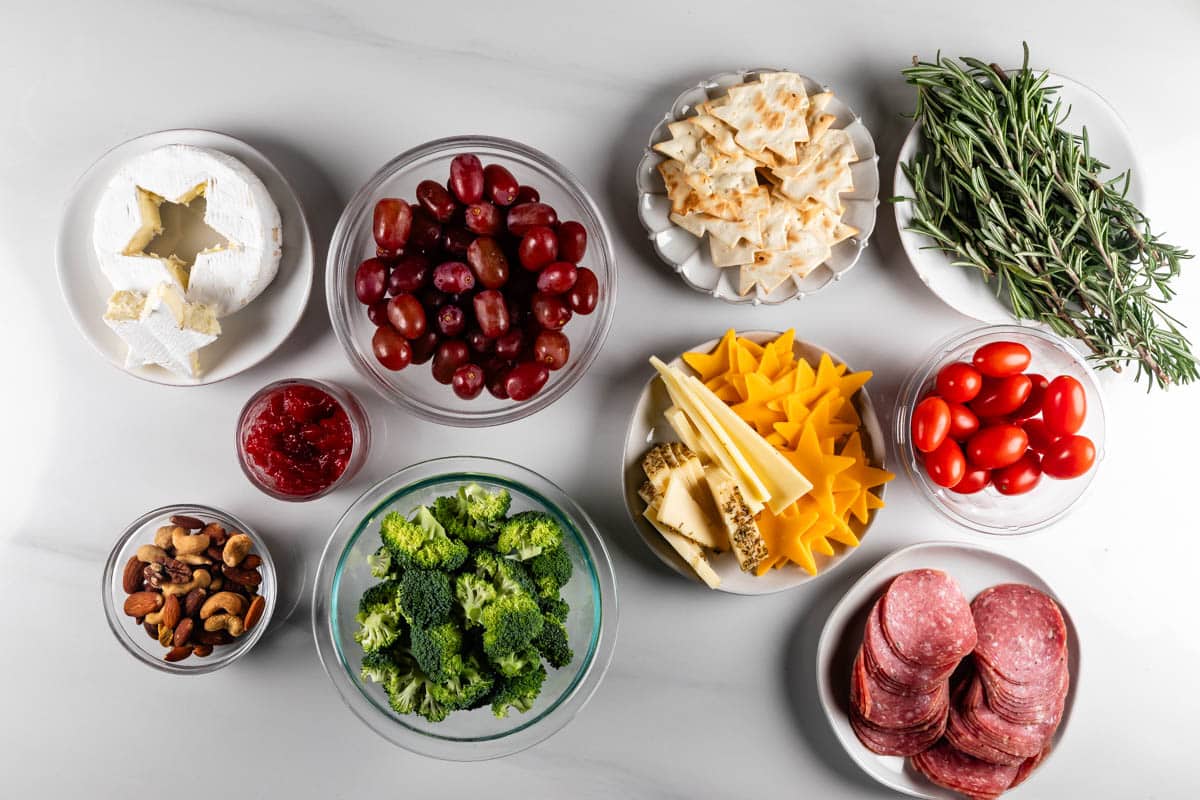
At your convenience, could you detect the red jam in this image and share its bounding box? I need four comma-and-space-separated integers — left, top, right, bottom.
241, 384, 353, 497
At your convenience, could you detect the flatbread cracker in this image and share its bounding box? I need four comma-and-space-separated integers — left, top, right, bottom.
711, 72, 811, 162
709, 236, 756, 267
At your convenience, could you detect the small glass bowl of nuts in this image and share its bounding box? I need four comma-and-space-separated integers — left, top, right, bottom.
102, 504, 277, 674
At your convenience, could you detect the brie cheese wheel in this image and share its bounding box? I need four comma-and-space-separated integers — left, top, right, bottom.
92, 144, 282, 317
103, 282, 221, 378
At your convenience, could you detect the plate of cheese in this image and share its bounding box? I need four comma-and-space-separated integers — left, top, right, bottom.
621, 330, 893, 594
636, 70, 879, 304
56, 128, 314, 385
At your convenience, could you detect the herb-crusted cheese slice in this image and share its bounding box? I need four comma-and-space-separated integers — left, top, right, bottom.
703, 466, 768, 573
642, 506, 721, 589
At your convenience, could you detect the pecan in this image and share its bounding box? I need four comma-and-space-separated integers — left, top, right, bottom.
163, 558, 192, 584
169, 514, 205, 530
223, 566, 261, 587
172, 617, 194, 647
143, 562, 165, 589
202, 522, 228, 547
183, 588, 207, 618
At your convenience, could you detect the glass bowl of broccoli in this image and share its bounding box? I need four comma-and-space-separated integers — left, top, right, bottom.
311, 455, 618, 760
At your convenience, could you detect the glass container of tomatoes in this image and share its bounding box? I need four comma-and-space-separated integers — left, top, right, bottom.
326, 136, 616, 427
895, 325, 1105, 535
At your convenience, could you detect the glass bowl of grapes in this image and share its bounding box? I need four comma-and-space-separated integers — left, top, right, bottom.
326, 136, 617, 427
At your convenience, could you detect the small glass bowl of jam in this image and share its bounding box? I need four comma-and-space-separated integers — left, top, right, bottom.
237, 379, 370, 501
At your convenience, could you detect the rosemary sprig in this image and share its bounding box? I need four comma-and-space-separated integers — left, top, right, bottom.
897, 43, 1196, 388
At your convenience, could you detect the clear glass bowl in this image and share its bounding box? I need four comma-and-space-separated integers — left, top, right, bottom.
102, 504, 277, 674
326, 136, 617, 427
895, 325, 1106, 535
311, 456, 619, 760
236, 378, 371, 502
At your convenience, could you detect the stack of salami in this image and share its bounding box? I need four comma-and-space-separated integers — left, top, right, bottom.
851, 574, 1070, 800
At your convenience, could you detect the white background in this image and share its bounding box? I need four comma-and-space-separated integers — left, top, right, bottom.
2, 1, 1198, 797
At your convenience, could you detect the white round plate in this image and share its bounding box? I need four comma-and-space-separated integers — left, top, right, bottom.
621, 330, 887, 594
636, 69, 880, 305
894, 71, 1143, 324
56, 129, 314, 386
816, 541, 1080, 799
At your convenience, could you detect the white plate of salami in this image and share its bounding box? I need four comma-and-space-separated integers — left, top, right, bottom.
816, 542, 1079, 799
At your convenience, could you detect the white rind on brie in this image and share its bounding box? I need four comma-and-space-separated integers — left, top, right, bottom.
103, 282, 221, 378
93, 144, 282, 317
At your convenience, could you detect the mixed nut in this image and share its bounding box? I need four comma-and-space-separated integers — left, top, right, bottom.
121, 513, 266, 663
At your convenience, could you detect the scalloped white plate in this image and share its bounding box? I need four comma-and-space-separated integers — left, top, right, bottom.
894, 70, 1142, 324
636, 69, 880, 305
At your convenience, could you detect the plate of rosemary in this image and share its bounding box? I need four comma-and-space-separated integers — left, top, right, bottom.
892, 46, 1196, 389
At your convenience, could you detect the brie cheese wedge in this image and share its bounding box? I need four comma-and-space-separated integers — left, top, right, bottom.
93, 144, 282, 317
103, 282, 221, 378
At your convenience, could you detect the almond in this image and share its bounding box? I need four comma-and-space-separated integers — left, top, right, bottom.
161, 594, 181, 630
195, 628, 232, 646
184, 587, 206, 618
223, 566, 261, 587
163, 646, 192, 663
202, 522, 228, 546
172, 617, 194, 647
243, 595, 266, 632
122, 556, 144, 594
169, 514, 205, 530
144, 622, 159, 640
124, 591, 163, 617
241, 554, 263, 569
193, 644, 213, 658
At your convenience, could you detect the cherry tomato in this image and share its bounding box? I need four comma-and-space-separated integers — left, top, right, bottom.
1021, 418, 1061, 454
1041, 435, 1096, 479
935, 362, 983, 403
1009, 373, 1048, 420
1042, 376, 1087, 436
912, 397, 952, 454
923, 439, 967, 488
972, 341, 1032, 377
970, 374, 1032, 418
949, 467, 991, 495
946, 402, 980, 441
994, 451, 1042, 495
966, 424, 1029, 469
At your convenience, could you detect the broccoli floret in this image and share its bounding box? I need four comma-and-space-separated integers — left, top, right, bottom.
493, 646, 541, 678
367, 546, 394, 579
539, 595, 570, 623
358, 580, 401, 615
455, 573, 497, 627
472, 550, 536, 597
383, 654, 450, 722
360, 648, 400, 685
530, 546, 572, 596
397, 568, 452, 628
480, 593, 544, 661
380, 507, 469, 571
354, 580, 403, 651
431, 484, 511, 544
496, 511, 564, 561
429, 653, 495, 710
411, 621, 465, 681
533, 616, 573, 669
491, 663, 547, 718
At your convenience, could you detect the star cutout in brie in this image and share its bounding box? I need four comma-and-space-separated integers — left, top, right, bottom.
122, 183, 235, 290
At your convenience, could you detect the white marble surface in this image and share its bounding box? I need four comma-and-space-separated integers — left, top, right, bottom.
2, 1, 1198, 796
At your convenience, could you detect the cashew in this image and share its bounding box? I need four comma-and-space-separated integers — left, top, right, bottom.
203, 613, 245, 637
176, 553, 211, 566
222, 534, 252, 568
172, 528, 210, 556
136, 544, 167, 563
160, 569, 211, 596
200, 591, 247, 620
154, 526, 174, 549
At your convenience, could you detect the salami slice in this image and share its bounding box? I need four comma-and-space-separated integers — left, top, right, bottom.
852, 651, 949, 730
911, 740, 1020, 800
882, 569, 977, 667
1009, 744, 1051, 790
945, 681, 1025, 766
959, 674, 1056, 759
977, 656, 1068, 725
851, 706, 946, 757
971, 584, 1067, 685
864, 601, 958, 693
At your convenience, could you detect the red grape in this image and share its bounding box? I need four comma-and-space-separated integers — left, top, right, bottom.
416, 179, 458, 223
466, 237, 510, 289
556, 221, 587, 263
409, 331, 440, 365
437, 304, 466, 337
533, 330, 570, 370
466, 328, 495, 355
449, 154, 484, 205
531, 292, 572, 330
386, 294, 427, 339
419, 286, 450, 309
354, 258, 388, 304
366, 299, 390, 327
537, 261, 578, 294
432, 261, 476, 294
484, 164, 519, 206
473, 289, 510, 338
373, 199, 412, 251
505, 362, 549, 401
465, 202, 503, 236
494, 329, 524, 360
407, 207, 442, 252
441, 226, 474, 257
514, 185, 539, 204
387, 254, 429, 295
451, 364, 485, 399
372, 327, 411, 371
432, 340, 470, 384
518, 226, 558, 271
567, 267, 598, 314
507, 202, 558, 236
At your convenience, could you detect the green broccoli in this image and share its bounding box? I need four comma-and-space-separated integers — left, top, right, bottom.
533, 616, 573, 669
472, 550, 535, 598
354, 580, 403, 651
411, 620, 465, 681
380, 507, 469, 571
367, 546, 394, 579
493, 646, 541, 678
360, 648, 401, 685
539, 595, 570, 623
496, 510, 564, 561
480, 593, 544, 661
530, 546, 572, 597
429, 653, 495, 710
432, 484, 511, 544
455, 572, 497, 627
491, 662, 547, 718
397, 568, 452, 628
383, 654, 449, 723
